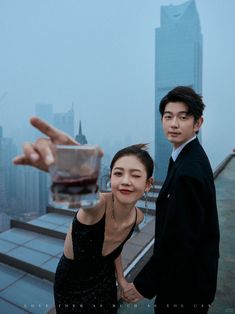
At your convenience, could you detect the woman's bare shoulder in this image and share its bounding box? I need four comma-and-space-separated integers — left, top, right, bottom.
136, 207, 144, 225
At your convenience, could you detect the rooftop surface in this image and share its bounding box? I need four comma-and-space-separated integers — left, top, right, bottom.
0, 154, 234, 313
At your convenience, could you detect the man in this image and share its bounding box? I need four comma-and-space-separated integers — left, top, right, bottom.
123, 86, 220, 313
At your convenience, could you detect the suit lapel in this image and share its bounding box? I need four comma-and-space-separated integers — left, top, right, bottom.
158, 165, 175, 198
158, 138, 199, 199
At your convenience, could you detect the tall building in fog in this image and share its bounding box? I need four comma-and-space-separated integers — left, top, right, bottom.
0, 212, 10, 232
0, 131, 17, 210
35, 104, 75, 137
75, 120, 87, 144
15, 167, 40, 214
154, 0, 202, 181
54, 107, 75, 137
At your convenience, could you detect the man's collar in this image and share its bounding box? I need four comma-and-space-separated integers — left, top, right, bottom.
172, 136, 197, 161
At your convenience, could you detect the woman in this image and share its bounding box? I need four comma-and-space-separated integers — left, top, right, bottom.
13, 117, 154, 313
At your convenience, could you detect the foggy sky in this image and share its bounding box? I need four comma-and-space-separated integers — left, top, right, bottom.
0, 0, 235, 169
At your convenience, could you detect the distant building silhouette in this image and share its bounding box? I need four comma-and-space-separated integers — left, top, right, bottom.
54, 107, 75, 138
75, 120, 88, 144
0, 212, 10, 232
35, 104, 75, 138
0, 132, 17, 210
15, 166, 40, 214
154, 0, 202, 181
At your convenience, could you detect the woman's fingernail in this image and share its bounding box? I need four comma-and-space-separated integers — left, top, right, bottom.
45, 155, 54, 165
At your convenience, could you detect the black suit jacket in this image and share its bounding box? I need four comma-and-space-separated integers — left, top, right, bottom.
134, 138, 220, 303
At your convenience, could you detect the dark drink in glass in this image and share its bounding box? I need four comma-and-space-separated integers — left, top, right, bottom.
49, 145, 102, 209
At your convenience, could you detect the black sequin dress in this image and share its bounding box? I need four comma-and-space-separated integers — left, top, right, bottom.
54, 210, 137, 313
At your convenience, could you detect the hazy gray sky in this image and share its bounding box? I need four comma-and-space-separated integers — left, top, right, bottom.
0, 0, 235, 169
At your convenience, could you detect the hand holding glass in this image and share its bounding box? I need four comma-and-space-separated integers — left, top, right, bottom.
49, 145, 102, 209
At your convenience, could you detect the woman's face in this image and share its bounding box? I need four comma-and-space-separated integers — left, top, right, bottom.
110, 155, 150, 205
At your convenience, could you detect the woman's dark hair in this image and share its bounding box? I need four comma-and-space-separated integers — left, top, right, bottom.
110, 144, 154, 179
159, 86, 205, 121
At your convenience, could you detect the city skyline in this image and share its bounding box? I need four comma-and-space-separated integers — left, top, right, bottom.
0, 0, 235, 171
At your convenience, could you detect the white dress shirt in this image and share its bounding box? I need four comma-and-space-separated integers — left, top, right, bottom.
171, 136, 196, 162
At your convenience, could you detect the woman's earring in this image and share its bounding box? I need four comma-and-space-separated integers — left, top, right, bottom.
144, 191, 149, 224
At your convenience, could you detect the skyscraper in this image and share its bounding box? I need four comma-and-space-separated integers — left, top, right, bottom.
35, 104, 75, 137
54, 107, 75, 138
75, 120, 88, 144
154, 0, 202, 181
15, 166, 40, 214
0, 134, 17, 210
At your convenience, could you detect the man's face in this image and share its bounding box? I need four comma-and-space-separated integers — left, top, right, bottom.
162, 101, 203, 149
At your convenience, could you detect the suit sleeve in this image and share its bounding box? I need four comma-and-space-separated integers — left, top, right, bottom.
134, 174, 207, 299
